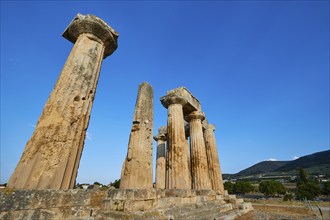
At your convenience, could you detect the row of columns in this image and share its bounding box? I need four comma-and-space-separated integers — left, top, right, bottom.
156, 95, 224, 193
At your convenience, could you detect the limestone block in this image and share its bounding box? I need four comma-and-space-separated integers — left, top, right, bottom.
154, 197, 178, 209
216, 195, 224, 200
195, 189, 215, 196
236, 198, 244, 204
130, 199, 154, 211
164, 189, 191, 198
107, 189, 127, 200
164, 87, 201, 115
238, 202, 253, 211
156, 189, 166, 198
196, 196, 208, 203
133, 189, 157, 200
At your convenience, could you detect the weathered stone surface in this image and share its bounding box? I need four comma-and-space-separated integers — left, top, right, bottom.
161, 87, 201, 115
154, 127, 167, 189
187, 111, 212, 190
7, 14, 118, 190
203, 123, 225, 193
120, 82, 154, 189
0, 189, 107, 219
161, 95, 191, 189
63, 13, 118, 58
1, 188, 253, 219
157, 126, 167, 136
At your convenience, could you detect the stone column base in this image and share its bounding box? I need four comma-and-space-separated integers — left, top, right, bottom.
0, 188, 253, 219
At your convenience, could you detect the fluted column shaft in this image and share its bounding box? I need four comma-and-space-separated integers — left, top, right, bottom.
120, 82, 154, 189
163, 96, 191, 189
154, 134, 166, 189
187, 111, 212, 190
204, 124, 225, 193
7, 14, 118, 189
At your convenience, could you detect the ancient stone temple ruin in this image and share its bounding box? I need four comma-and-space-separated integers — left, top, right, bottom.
1, 14, 253, 220
156, 87, 225, 193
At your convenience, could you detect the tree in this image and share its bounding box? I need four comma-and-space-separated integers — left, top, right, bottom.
259, 180, 286, 197
297, 168, 308, 184
224, 182, 234, 194
296, 182, 321, 200
224, 181, 253, 194
111, 179, 121, 189
234, 181, 254, 194
295, 168, 321, 200
322, 181, 330, 195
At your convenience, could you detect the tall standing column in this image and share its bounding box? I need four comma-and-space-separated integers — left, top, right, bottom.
203, 123, 225, 193
184, 122, 192, 189
154, 126, 167, 189
120, 82, 154, 189
187, 111, 212, 190
161, 95, 191, 189
7, 14, 118, 189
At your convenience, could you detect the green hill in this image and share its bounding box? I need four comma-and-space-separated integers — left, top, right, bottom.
275, 150, 330, 172
236, 161, 289, 177
223, 150, 330, 179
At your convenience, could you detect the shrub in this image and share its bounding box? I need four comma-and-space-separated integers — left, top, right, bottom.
224, 181, 253, 194
296, 181, 321, 200
283, 193, 294, 201
224, 182, 234, 194
259, 180, 286, 197
234, 181, 254, 194
111, 179, 121, 189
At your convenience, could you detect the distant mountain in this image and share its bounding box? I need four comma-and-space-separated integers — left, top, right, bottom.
275, 150, 330, 172
235, 161, 290, 177
223, 150, 330, 179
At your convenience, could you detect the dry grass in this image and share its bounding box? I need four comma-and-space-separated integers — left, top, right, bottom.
236, 199, 329, 220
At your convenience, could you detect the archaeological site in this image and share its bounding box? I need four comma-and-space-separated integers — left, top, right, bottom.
0, 14, 253, 219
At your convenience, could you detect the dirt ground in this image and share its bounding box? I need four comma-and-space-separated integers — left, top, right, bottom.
236, 200, 330, 220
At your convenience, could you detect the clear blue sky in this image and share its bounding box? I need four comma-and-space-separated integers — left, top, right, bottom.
1, 1, 329, 184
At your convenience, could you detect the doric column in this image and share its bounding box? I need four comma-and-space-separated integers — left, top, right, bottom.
120, 82, 154, 189
186, 111, 212, 190
161, 95, 191, 189
7, 14, 118, 189
154, 126, 167, 189
184, 122, 192, 189
203, 123, 225, 193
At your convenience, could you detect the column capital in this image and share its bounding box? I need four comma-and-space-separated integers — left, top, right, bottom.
186, 110, 205, 122
153, 134, 167, 142
158, 126, 167, 136
63, 13, 119, 58
203, 123, 216, 131
160, 94, 188, 108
